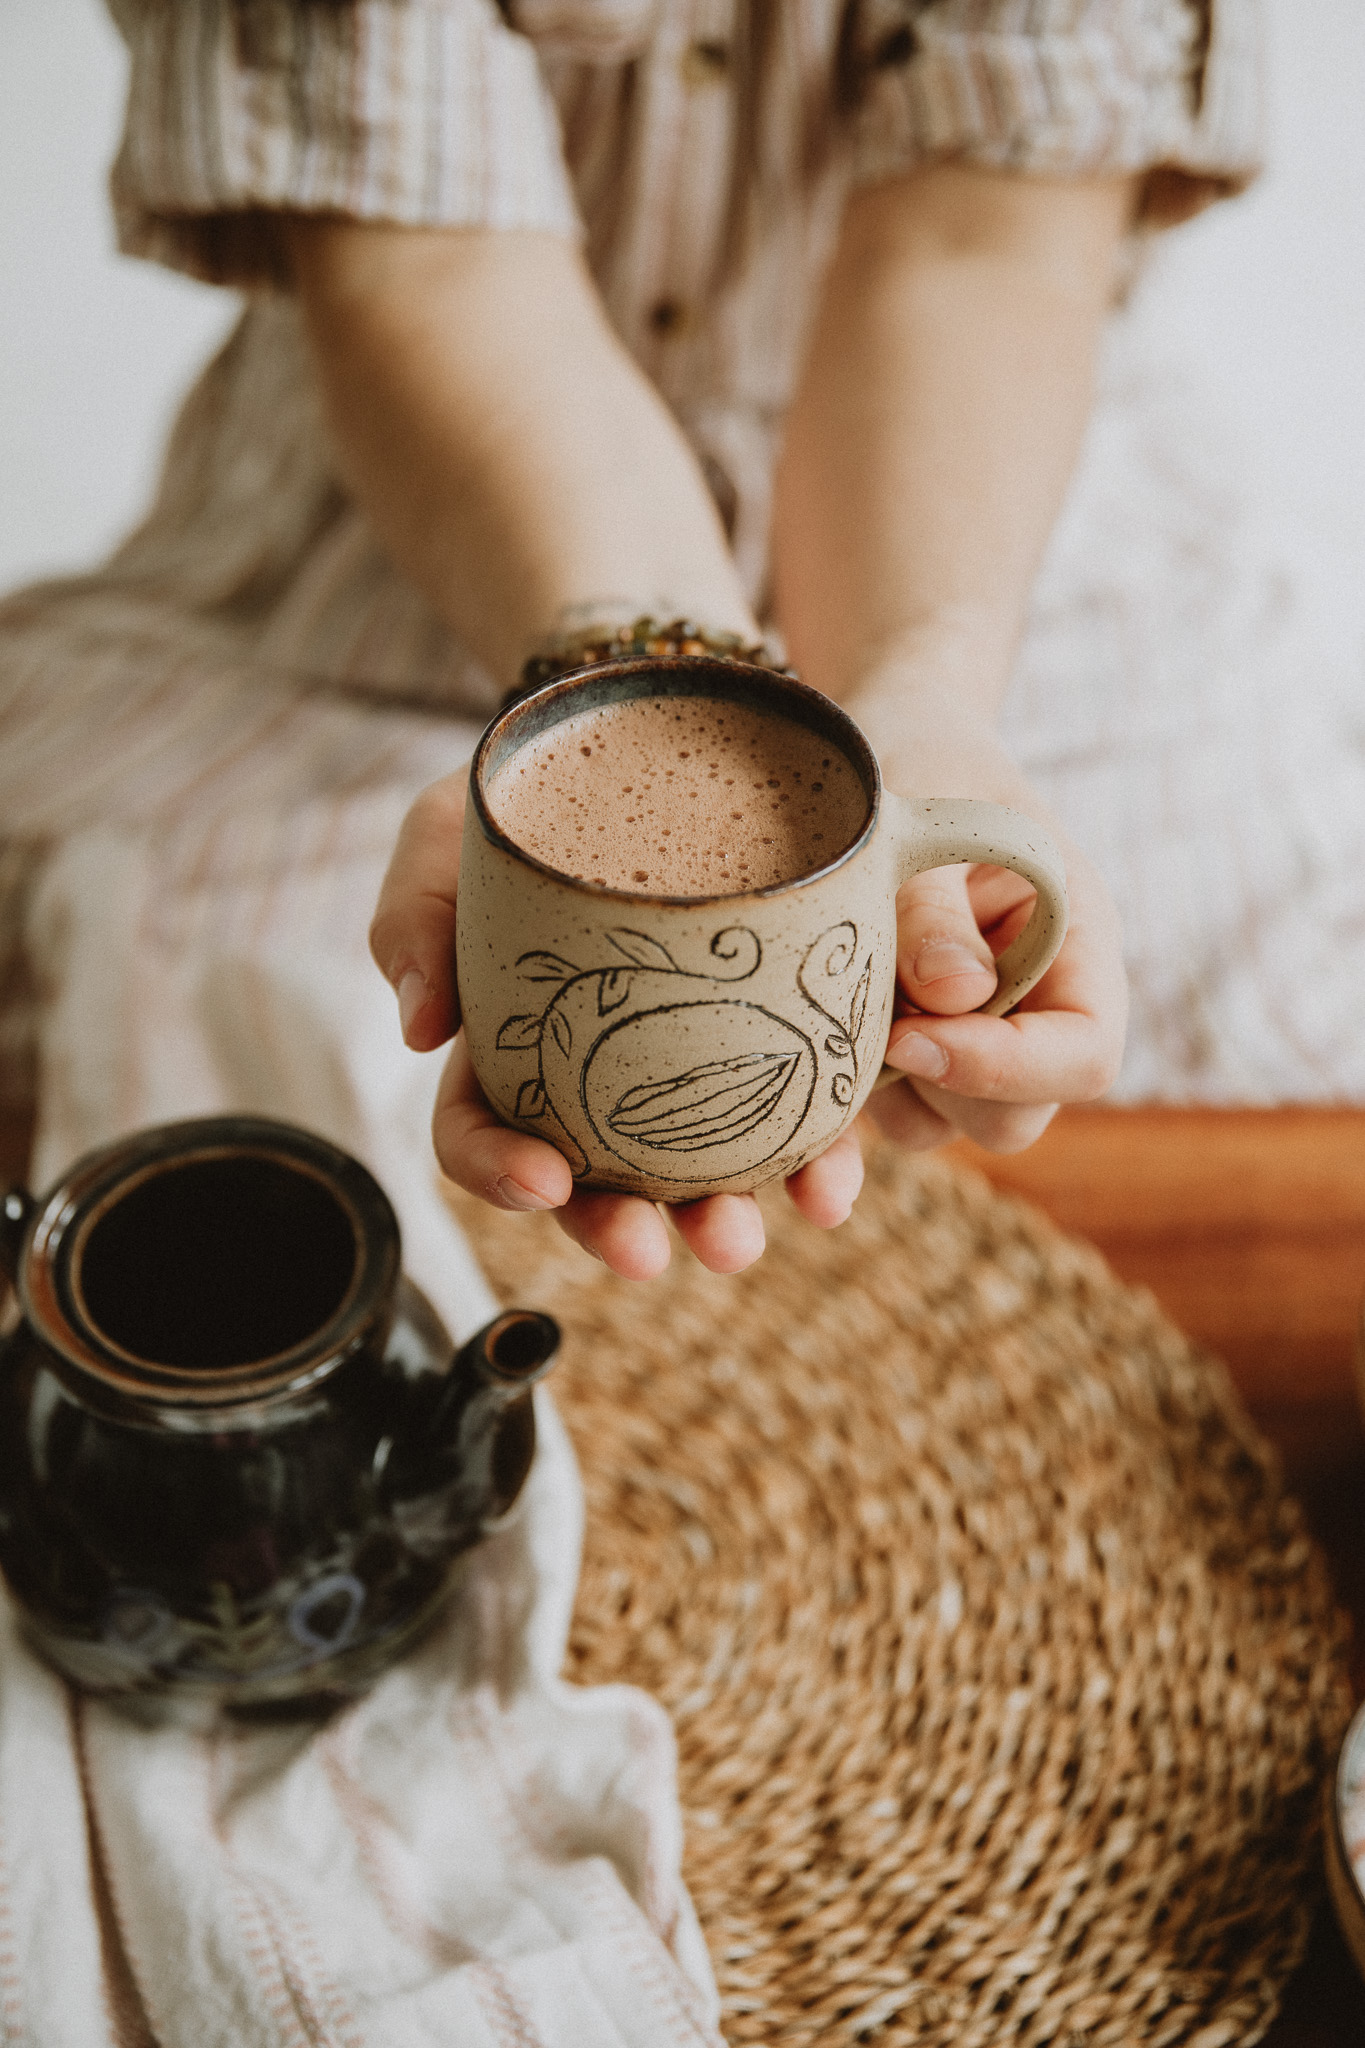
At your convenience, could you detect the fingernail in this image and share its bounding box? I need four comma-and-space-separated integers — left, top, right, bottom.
885, 1031, 948, 1079
913, 940, 994, 987
494, 1175, 556, 1213
396, 968, 431, 1040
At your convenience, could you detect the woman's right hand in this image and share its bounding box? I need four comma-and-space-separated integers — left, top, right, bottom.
368, 770, 468, 1057
370, 769, 866, 1280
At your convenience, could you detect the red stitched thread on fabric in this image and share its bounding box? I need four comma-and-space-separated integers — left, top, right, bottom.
69, 1693, 159, 2048
319, 1717, 476, 1969
269, 1881, 368, 2048
577, 1859, 720, 2048
469, 1960, 546, 2048
460, 1690, 717, 2047
0, 1824, 26, 2045
204, 1733, 319, 2048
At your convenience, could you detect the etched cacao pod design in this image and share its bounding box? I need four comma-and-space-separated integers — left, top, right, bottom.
581, 1002, 816, 1184
607, 1049, 803, 1153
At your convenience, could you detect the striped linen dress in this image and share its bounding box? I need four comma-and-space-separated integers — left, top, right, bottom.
12, 0, 1357, 1254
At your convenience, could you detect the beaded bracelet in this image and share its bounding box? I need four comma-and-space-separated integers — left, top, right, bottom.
508, 615, 794, 706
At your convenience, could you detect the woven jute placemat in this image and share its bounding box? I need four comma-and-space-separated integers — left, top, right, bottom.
449, 1140, 1352, 2046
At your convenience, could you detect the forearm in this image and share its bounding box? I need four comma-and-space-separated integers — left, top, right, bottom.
771, 164, 1135, 792
284, 219, 755, 693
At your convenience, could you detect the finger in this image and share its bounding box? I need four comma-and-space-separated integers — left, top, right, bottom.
432, 1036, 574, 1210
865, 1067, 1058, 1154
885, 857, 1127, 1106
907, 1087, 1060, 1154
370, 770, 469, 1049
896, 863, 998, 1016
433, 1040, 674, 1278
884, 1004, 1120, 1107
554, 1192, 673, 1280
862, 1082, 959, 1151
668, 1194, 767, 1273
784, 1124, 865, 1226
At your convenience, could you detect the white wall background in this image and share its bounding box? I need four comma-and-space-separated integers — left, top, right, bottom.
0, 0, 237, 593
1, 0, 1363, 597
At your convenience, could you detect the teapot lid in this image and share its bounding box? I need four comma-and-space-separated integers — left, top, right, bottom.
14, 1116, 400, 1420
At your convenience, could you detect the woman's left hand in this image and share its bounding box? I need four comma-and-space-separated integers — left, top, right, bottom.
871, 822, 1128, 1154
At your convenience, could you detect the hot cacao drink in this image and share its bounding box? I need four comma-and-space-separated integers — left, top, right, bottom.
485, 693, 869, 896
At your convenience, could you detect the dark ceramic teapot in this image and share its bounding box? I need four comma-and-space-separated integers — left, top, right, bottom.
0, 1115, 558, 1717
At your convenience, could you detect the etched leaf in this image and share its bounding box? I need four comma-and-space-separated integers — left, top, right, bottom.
497, 1014, 543, 1051
608, 1051, 800, 1154
598, 968, 636, 1014
518, 951, 579, 983
849, 960, 872, 1043
824, 1031, 852, 1058
549, 1009, 573, 1058
831, 1073, 855, 1106
515, 1078, 547, 1120
607, 928, 679, 972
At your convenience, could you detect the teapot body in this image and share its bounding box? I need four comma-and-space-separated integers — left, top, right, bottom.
0, 1117, 556, 1718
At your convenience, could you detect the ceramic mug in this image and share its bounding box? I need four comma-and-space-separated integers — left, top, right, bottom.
457, 657, 1068, 1203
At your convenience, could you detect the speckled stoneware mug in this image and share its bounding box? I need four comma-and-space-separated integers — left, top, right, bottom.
457, 657, 1068, 1202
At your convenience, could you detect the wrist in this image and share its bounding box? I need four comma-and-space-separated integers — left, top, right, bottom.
841, 667, 1060, 831
804, 600, 1016, 715
842, 653, 1007, 781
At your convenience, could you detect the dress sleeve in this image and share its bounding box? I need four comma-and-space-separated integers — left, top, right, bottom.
846, 0, 1263, 228
106, 0, 582, 287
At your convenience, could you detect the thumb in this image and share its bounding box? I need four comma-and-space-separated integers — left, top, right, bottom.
369, 771, 468, 1050
895, 864, 998, 1016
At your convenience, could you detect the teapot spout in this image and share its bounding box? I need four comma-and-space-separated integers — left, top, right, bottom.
447, 1310, 560, 1525
382, 1310, 560, 1545
461, 1310, 561, 1402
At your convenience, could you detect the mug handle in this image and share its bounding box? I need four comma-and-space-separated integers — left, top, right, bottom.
883, 790, 1069, 1028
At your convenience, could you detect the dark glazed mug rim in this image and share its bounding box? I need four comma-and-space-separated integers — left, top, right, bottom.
470, 655, 883, 906
14, 1115, 400, 1420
